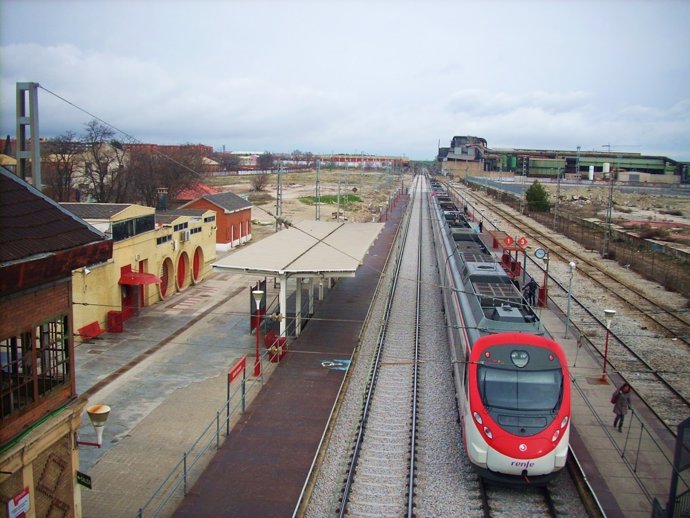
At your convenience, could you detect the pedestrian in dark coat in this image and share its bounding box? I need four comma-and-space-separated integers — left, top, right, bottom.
612, 382, 632, 432
523, 278, 538, 305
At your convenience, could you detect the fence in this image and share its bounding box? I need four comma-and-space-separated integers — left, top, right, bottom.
471, 180, 690, 300
132, 309, 299, 518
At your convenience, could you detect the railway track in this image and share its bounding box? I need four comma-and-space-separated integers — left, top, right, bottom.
308, 175, 590, 517
481, 479, 558, 517
449, 181, 690, 429
338, 176, 423, 517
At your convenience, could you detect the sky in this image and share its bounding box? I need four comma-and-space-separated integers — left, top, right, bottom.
1, 0, 690, 161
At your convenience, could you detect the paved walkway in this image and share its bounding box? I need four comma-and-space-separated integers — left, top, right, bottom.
76, 269, 265, 517
537, 308, 676, 518
74, 255, 678, 518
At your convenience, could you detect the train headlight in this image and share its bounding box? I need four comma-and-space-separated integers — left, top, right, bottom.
510, 350, 529, 368
473, 412, 483, 425
552, 429, 561, 442
483, 426, 493, 439
560, 416, 569, 428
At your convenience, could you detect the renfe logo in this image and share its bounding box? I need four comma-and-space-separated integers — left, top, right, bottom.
511, 460, 535, 468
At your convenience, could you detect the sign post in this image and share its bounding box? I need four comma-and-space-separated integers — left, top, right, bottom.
76, 471, 92, 489
227, 356, 247, 435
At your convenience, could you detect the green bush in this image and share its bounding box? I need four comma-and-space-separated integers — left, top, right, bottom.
525, 180, 551, 212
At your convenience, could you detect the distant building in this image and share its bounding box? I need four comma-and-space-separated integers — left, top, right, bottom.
61, 202, 217, 341
438, 136, 686, 183
180, 191, 253, 252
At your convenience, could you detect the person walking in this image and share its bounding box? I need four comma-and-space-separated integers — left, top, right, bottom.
523, 278, 538, 306
612, 382, 632, 432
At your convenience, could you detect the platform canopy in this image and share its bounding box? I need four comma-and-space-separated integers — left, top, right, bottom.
212, 220, 384, 279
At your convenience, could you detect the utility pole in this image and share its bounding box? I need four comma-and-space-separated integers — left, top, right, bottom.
275, 164, 283, 232
576, 146, 581, 183
603, 155, 620, 258
336, 173, 341, 222
315, 159, 321, 221
519, 156, 527, 213
16, 82, 42, 190
553, 167, 562, 230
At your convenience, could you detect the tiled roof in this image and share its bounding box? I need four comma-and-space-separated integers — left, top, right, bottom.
175, 182, 219, 202
60, 202, 132, 220
157, 209, 209, 221
198, 191, 252, 212
0, 168, 108, 263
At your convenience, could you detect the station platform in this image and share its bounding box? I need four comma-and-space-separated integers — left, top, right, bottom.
74, 215, 676, 518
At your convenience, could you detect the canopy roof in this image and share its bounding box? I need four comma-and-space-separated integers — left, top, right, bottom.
213, 220, 384, 279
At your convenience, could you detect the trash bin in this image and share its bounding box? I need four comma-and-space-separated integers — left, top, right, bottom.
107, 311, 123, 333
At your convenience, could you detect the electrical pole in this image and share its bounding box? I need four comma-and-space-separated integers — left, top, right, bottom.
315, 159, 321, 221
275, 164, 283, 232
519, 156, 527, 213
553, 167, 562, 230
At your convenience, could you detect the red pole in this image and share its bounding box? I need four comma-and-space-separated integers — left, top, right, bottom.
254, 316, 261, 377
601, 328, 610, 381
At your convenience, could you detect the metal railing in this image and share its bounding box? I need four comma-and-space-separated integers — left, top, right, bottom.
133, 343, 281, 518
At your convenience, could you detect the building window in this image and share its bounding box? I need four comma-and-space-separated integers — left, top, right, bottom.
173, 222, 189, 232
112, 215, 155, 241
203, 215, 216, 223
1, 316, 70, 421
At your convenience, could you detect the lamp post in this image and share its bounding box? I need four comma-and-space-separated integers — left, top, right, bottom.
565, 261, 576, 338
601, 309, 616, 381
252, 290, 264, 377
76, 404, 111, 448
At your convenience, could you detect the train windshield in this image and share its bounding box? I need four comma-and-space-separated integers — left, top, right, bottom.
478, 366, 563, 411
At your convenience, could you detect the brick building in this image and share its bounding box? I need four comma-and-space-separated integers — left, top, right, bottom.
0, 166, 112, 517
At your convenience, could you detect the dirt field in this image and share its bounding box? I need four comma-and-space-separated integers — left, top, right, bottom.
214, 170, 413, 241
540, 182, 690, 247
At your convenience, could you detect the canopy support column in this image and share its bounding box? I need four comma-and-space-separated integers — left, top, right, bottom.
295, 277, 303, 337
279, 274, 288, 337
308, 278, 315, 316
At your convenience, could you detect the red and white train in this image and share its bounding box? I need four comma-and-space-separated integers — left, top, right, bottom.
428, 177, 570, 485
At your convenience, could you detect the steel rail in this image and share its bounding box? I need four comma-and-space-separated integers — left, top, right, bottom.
338, 177, 419, 517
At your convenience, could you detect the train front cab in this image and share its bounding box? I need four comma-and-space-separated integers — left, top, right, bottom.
465, 333, 570, 486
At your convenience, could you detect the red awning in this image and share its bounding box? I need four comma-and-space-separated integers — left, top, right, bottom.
119, 272, 162, 286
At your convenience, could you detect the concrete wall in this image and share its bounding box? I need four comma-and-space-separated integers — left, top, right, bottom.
71, 211, 217, 341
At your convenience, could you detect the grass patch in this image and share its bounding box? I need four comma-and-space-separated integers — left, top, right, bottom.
298, 194, 362, 207
246, 192, 274, 204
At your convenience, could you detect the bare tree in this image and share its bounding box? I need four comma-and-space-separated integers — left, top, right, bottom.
251, 172, 270, 192
81, 120, 129, 202
257, 152, 274, 172
128, 144, 202, 207
212, 152, 241, 172
42, 130, 81, 201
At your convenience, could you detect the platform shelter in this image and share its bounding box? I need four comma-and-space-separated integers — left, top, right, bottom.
212, 220, 384, 336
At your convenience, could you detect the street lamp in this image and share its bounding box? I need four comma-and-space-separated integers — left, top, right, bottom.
76, 404, 111, 448
252, 290, 264, 377
565, 262, 576, 338
601, 309, 616, 381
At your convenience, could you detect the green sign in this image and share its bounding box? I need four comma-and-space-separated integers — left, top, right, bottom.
76, 471, 92, 489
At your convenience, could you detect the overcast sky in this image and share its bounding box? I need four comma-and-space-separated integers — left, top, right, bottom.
2, 0, 689, 161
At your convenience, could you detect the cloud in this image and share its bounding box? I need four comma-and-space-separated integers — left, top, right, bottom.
2, 38, 690, 161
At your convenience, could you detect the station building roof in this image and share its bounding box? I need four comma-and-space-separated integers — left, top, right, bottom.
212, 220, 384, 279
